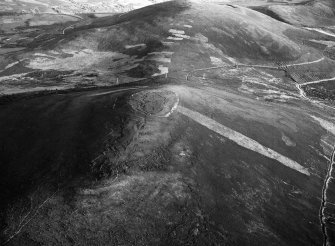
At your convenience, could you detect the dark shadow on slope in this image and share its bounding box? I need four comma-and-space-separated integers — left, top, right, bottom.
0, 87, 150, 238
249, 6, 291, 24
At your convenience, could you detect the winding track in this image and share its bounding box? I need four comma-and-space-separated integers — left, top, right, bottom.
62, 24, 75, 35
320, 145, 335, 246
185, 57, 326, 81
300, 76, 335, 86
185, 57, 335, 110
40, 12, 83, 20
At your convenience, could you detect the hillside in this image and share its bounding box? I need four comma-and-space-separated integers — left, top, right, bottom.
1, 0, 335, 245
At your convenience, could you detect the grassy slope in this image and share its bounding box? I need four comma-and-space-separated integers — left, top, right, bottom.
1, 0, 335, 245
267, 0, 335, 27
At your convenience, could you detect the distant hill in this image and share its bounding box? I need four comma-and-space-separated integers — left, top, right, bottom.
0, 0, 170, 15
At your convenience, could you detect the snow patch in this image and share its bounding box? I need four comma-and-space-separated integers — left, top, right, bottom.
125, 43, 146, 49
305, 28, 335, 38
169, 29, 185, 35
162, 41, 175, 46
152, 65, 168, 77
177, 106, 310, 176
0, 73, 27, 82
167, 37, 184, 41
27, 49, 128, 71
4, 61, 20, 70
308, 39, 335, 47
168, 29, 190, 40
281, 133, 296, 147
148, 57, 171, 63
149, 51, 174, 55
210, 57, 227, 66
311, 116, 335, 136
